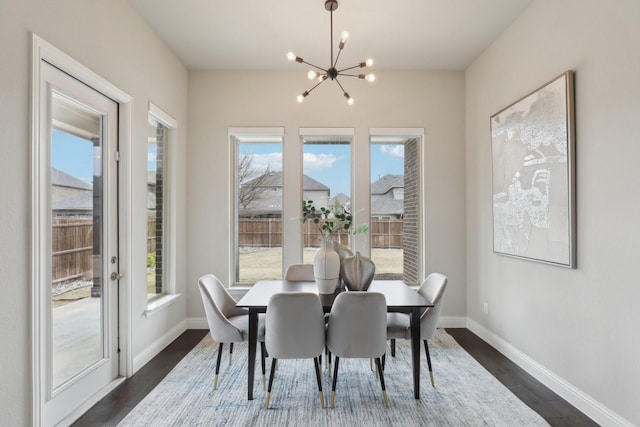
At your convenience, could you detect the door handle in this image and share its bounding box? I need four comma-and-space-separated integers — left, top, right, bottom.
110, 272, 123, 281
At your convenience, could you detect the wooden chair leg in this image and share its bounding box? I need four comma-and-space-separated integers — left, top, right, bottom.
260, 341, 267, 390
313, 357, 325, 408
424, 340, 435, 387
391, 338, 396, 357
214, 342, 224, 390
229, 342, 234, 364
375, 357, 389, 408
330, 356, 340, 408
265, 358, 278, 409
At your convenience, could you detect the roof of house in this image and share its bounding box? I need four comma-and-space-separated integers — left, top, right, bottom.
371, 174, 403, 195
243, 171, 329, 191
52, 168, 92, 190
371, 193, 404, 216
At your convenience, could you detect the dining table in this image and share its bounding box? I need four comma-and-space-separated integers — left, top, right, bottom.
236, 279, 432, 401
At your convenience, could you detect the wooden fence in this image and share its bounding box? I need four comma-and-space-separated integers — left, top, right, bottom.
52, 217, 93, 284
240, 218, 403, 249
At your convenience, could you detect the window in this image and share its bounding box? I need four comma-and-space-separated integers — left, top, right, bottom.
231, 128, 284, 285
300, 129, 353, 262
147, 103, 177, 301
370, 130, 423, 284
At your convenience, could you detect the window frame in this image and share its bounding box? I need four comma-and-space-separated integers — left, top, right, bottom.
229, 127, 285, 287
145, 102, 177, 309
369, 128, 425, 284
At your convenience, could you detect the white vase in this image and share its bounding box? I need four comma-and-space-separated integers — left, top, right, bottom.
314, 239, 340, 294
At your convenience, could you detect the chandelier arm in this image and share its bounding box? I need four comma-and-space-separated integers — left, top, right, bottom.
334, 77, 348, 95
301, 60, 328, 73
332, 47, 343, 69
338, 73, 360, 78
337, 64, 363, 73
305, 77, 328, 96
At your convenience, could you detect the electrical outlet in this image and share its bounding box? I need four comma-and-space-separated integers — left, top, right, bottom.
483, 302, 489, 315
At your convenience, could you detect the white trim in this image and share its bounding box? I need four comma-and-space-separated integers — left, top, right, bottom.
299, 127, 355, 136
143, 294, 182, 317
467, 318, 632, 427
132, 320, 188, 373
369, 127, 425, 137
30, 33, 134, 427
148, 102, 177, 129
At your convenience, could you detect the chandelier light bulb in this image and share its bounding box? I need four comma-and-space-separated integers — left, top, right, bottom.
296, 94, 304, 103
366, 73, 376, 82
341, 31, 349, 41
307, 70, 318, 80
344, 92, 354, 105
319, 74, 327, 82
287, 52, 296, 61
366, 58, 374, 67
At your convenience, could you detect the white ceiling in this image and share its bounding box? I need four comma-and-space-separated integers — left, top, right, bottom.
128, 0, 533, 71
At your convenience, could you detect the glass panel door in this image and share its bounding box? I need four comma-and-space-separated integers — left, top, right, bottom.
40, 61, 119, 426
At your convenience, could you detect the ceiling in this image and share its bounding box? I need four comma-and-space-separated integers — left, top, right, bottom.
129, 0, 533, 71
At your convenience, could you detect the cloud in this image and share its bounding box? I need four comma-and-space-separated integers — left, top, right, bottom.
380, 145, 404, 158
245, 152, 283, 172
303, 153, 339, 172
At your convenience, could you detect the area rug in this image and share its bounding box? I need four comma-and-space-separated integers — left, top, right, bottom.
119, 330, 548, 426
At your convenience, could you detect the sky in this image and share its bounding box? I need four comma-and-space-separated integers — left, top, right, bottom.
52, 129, 95, 183
240, 141, 405, 197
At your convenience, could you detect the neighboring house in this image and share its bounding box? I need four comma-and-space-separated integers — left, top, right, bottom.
370, 174, 404, 219
328, 192, 350, 210
51, 168, 93, 217
240, 171, 330, 217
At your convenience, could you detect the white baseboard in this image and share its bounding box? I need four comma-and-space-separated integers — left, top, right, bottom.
187, 317, 209, 329
437, 315, 467, 328
132, 319, 188, 373
467, 318, 633, 427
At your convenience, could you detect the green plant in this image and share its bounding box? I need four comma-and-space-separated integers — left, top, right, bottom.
147, 252, 156, 268
300, 199, 367, 241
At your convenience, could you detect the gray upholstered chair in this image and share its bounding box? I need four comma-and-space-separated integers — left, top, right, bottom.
264, 292, 326, 409
198, 274, 267, 390
386, 272, 448, 387
327, 291, 389, 408
284, 264, 315, 281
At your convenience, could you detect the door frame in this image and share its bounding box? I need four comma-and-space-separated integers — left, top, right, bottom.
30, 34, 133, 426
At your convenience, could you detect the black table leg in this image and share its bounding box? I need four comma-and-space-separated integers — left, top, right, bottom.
247, 309, 258, 400
410, 307, 420, 399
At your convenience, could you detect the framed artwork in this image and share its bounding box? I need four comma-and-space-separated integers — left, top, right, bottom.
491, 71, 576, 268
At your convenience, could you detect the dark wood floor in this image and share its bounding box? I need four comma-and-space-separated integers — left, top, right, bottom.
73, 328, 598, 426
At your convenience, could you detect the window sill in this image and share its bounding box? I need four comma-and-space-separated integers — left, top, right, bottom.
144, 293, 181, 317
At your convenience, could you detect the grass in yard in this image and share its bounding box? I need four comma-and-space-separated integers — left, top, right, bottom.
238, 247, 403, 284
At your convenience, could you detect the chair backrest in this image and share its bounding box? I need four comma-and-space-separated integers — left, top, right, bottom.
284, 264, 315, 281
327, 292, 387, 358
417, 273, 448, 340
265, 292, 325, 359
198, 274, 247, 343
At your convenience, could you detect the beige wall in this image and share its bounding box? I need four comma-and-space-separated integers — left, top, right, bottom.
465, 0, 640, 424
186, 70, 467, 318
0, 0, 188, 424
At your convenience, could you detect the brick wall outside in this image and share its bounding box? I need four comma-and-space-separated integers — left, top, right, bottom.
402, 138, 419, 284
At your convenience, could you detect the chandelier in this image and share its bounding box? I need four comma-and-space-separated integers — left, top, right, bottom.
287, 0, 375, 105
